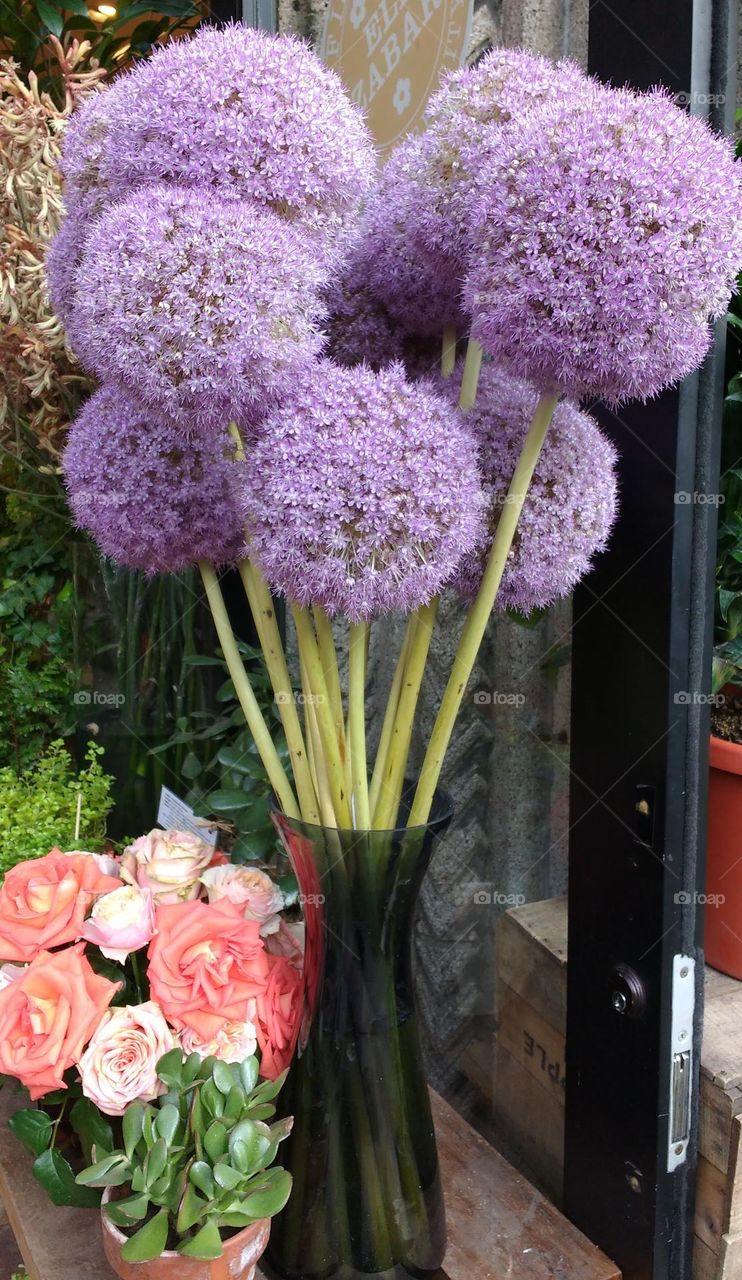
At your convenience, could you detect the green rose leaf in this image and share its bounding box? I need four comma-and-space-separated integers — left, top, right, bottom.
70, 1098, 114, 1164
8, 1108, 53, 1158
35, 1149, 101, 1207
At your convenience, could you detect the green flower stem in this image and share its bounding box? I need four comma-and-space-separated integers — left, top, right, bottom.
313, 606, 346, 757
291, 605, 351, 828
368, 616, 414, 822
459, 335, 483, 409
348, 621, 370, 829
199, 562, 299, 819
441, 325, 457, 378
238, 560, 320, 825
374, 599, 438, 832
300, 655, 337, 828
408, 392, 559, 827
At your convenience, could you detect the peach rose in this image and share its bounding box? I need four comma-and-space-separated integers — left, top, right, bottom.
77, 1001, 176, 1116
148, 899, 270, 1044
63, 849, 121, 877
180, 1012, 258, 1063
121, 829, 214, 904
254, 955, 303, 1081
0, 944, 118, 1100
81, 884, 156, 962
200, 865, 283, 934
0, 849, 121, 963
265, 919, 305, 971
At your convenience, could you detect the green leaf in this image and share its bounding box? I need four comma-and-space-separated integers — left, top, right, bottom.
34, 0, 64, 35
145, 1138, 168, 1186
156, 1103, 180, 1145
183, 1053, 203, 1085
250, 1070, 288, 1105
70, 1098, 114, 1164
107, 1193, 150, 1222
157, 1049, 184, 1089
177, 1219, 223, 1260
214, 1162, 242, 1191
123, 1103, 145, 1160
177, 1182, 207, 1234
211, 1060, 235, 1096
76, 1152, 130, 1188
203, 1121, 228, 1164
35, 1149, 101, 1207
239, 1057, 259, 1094
120, 1208, 170, 1263
241, 1168, 292, 1219
189, 1160, 215, 1198
9, 1108, 53, 1158
208, 790, 256, 814
223, 1085, 247, 1121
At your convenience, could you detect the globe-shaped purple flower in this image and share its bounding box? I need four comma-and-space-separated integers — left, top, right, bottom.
62, 386, 246, 574
67, 186, 327, 430
451, 365, 618, 613
59, 24, 377, 254
243, 361, 487, 621
46, 206, 90, 326
464, 83, 742, 405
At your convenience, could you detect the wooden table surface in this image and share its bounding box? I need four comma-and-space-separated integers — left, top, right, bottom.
0, 1083, 619, 1280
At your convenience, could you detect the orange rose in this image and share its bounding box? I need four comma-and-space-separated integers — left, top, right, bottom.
0, 944, 119, 1100
254, 954, 303, 1081
0, 849, 121, 963
148, 899, 271, 1043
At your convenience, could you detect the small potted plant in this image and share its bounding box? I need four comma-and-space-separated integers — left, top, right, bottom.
77, 1048, 292, 1279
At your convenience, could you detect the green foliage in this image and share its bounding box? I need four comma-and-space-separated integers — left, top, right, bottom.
154, 642, 288, 865
0, 739, 114, 873
1, 0, 201, 97
77, 1052, 292, 1259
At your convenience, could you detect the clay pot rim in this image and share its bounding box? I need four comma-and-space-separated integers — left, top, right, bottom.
101, 1187, 269, 1260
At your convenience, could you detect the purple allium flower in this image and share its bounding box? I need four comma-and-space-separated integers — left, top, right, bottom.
46, 205, 89, 326
426, 46, 587, 137
464, 83, 742, 405
67, 186, 327, 430
60, 24, 377, 254
62, 386, 246, 574
242, 361, 487, 621
451, 365, 618, 612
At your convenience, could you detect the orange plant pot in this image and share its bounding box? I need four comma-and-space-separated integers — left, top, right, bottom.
101, 1193, 271, 1280
705, 733, 742, 978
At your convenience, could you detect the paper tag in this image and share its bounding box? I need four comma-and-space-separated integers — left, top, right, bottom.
156, 786, 219, 848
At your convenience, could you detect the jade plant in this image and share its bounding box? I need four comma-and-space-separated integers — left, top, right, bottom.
76, 1050, 293, 1262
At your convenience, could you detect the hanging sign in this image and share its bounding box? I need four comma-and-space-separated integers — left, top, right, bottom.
321, 0, 472, 154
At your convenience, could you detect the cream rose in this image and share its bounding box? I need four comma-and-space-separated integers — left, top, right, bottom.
81, 884, 155, 962
77, 1001, 176, 1116
121, 829, 214, 904
180, 1011, 258, 1064
200, 865, 283, 934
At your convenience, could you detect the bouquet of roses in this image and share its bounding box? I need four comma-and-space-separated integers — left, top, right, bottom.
0, 835, 302, 1213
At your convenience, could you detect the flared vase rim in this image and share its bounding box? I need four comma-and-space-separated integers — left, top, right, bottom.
272, 788, 454, 839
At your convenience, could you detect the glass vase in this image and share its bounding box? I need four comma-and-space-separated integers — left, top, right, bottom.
264, 791, 453, 1280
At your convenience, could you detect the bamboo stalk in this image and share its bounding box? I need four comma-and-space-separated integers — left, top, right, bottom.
199, 562, 299, 820
238, 560, 320, 824
291, 604, 352, 828
407, 393, 559, 827
348, 620, 370, 829
459, 336, 483, 410
441, 325, 457, 378
374, 599, 438, 832
369, 617, 414, 821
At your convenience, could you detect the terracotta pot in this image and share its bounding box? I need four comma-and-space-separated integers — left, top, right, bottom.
705, 733, 742, 978
101, 1191, 270, 1280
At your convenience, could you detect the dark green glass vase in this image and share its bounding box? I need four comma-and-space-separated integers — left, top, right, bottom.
265, 791, 453, 1280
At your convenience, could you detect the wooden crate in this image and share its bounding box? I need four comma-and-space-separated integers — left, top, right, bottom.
482, 896, 742, 1280
0, 1080, 619, 1280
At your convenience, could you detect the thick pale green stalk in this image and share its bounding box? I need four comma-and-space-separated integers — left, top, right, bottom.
459, 336, 483, 409
369, 619, 413, 821
408, 393, 559, 827
374, 599, 438, 831
238, 560, 320, 825
199, 562, 299, 819
348, 621, 370, 829
441, 326, 457, 378
313, 606, 346, 756
292, 604, 352, 828
301, 653, 337, 828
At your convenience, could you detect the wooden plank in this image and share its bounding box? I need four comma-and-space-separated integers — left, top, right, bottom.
700, 1073, 737, 1173
693, 1234, 720, 1280
719, 1232, 742, 1279
432, 1091, 619, 1280
493, 1045, 565, 1206
695, 1155, 727, 1255
496, 898, 568, 1033
702, 976, 742, 1090
497, 980, 567, 1106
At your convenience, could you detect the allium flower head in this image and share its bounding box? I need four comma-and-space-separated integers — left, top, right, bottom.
67, 186, 326, 429
464, 83, 742, 404
60, 24, 377, 252
243, 361, 487, 621
426, 46, 587, 137
62, 386, 246, 574
451, 365, 618, 612
46, 202, 93, 326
